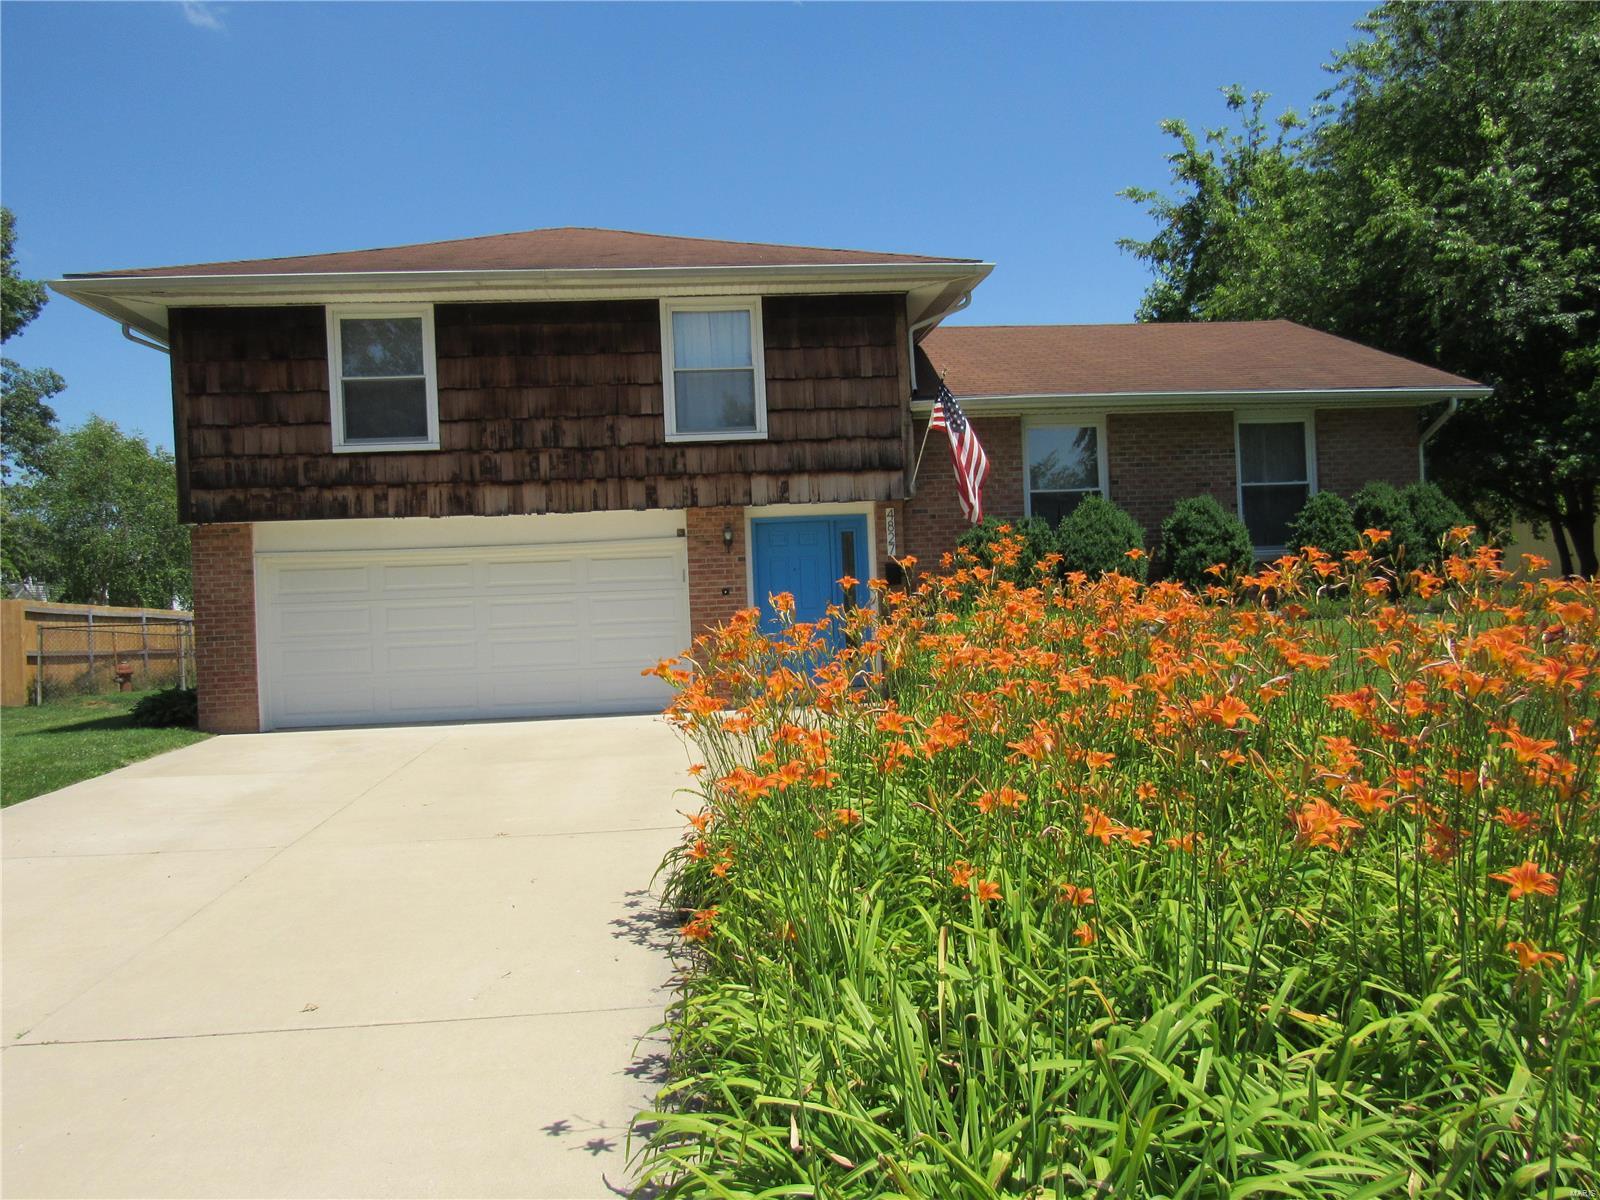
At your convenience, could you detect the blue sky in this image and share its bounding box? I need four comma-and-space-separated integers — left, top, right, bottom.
1, 1, 1368, 450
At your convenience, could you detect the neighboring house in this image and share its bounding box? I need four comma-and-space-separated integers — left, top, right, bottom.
53, 228, 1488, 733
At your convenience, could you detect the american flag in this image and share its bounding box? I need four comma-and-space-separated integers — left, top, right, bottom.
929, 381, 989, 524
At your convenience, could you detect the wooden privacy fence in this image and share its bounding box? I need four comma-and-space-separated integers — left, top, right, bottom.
0, 601, 195, 706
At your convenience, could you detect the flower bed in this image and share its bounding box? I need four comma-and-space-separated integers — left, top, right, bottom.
640, 532, 1598, 1197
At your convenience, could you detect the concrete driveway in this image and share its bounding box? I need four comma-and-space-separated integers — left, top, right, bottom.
1, 716, 692, 1199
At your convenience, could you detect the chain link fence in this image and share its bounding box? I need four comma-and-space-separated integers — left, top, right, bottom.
28, 611, 195, 702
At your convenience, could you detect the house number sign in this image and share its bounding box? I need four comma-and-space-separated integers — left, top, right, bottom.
885, 509, 897, 557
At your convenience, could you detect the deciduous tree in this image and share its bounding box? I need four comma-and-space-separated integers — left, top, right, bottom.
1122, 1, 1600, 574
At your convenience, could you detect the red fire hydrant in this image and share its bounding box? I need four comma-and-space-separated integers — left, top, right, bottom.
114, 662, 135, 692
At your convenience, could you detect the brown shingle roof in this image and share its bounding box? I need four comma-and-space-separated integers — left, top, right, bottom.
919, 321, 1484, 397
70, 227, 980, 279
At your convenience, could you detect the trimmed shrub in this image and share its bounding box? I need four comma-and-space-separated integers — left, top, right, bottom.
131, 686, 198, 729
955, 517, 1057, 585
1056, 495, 1147, 581
1158, 495, 1254, 590
1402, 481, 1473, 564
1287, 491, 1360, 560
1349, 482, 1422, 566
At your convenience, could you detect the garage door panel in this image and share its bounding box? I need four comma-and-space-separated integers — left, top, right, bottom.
486, 559, 578, 589
593, 634, 681, 669
387, 678, 481, 716
383, 639, 480, 673
282, 645, 373, 674
486, 597, 581, 631
591, 673, 674, 707
488, 635, 585, 670
278, 606, 374, 639
381, 562, 476, 591
383, 602, 477, 634
258, 531, 688, 729
588, 554, 681, 586
276, 565, 371, 597
589, 591, 680, 625
281, 681, 378, 721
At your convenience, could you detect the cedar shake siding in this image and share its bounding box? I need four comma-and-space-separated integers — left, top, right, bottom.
170, 295, 910, 524
902, 408, 1423, 567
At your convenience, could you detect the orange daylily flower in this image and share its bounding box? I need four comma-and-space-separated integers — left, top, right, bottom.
1502, 730, 1558, 764
1493, 806, 1536, 836
1293, 798, 1362, 851
834, 808, 862, 826
1207, 695, 1255, 728
974, 879, 1003, 903
973, 787, 1025, 815
1072, 922, 1096, 946
1082, 804, 1117, 844
1506, 941, 1565, 972
875, 708, 913, 734
1342, 782, 1395, 814
1059, 883, 1095, 907
1490, 860, 1558, 900
947, 860, 975, 889
681, 907, 717, 942
1084, 749, 1117, 770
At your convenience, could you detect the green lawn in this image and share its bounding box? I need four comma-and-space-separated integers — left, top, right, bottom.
1, 692, 210, 808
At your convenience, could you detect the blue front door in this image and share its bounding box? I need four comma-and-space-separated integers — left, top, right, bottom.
751, 515, 868, 640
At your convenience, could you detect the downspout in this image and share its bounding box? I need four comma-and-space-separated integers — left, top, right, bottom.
1418, 396, 1459, 482
908, 292, 970, 392
122, 324, 169, 354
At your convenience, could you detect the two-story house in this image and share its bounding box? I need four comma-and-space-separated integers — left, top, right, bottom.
54, 227, 1488, 733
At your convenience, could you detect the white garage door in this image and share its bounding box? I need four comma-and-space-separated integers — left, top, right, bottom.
255, 523, 688, 730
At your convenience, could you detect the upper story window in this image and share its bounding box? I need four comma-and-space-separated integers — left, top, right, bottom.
660, 298, 767, 442
1237, 416, 1314, 552
327, 304, 439, 453
1025, 420, 1106, 523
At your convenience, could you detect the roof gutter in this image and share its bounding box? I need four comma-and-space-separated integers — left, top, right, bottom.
53, 259, 995, 343
121, 323, 168, 354
1417, 395, 1461, 482
908, 291, 971, 391
909, 385, 1492, 415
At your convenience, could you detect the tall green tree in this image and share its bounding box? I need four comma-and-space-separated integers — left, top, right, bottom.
1121, 1, 1600, 575
1, 208, 49, 342
1, 360, 63, 483
5, 418, 191, 608
1, 206, 63, 590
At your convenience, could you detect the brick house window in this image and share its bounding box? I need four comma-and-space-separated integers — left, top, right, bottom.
1236, 416, 1315, 552
1024, 421, 1106, 523
660, 298, 767, 442
326, 305, 439, 453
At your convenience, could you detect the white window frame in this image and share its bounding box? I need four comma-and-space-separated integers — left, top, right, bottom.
1234, 410, 1317, 555
659, 297, 768, 443
1022, 416, 1110, 519
327, 303, 440, 453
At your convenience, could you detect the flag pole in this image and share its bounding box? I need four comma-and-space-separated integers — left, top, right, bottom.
909, 375, 943, 492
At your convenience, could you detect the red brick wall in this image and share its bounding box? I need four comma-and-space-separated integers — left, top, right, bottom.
686, 506, 749, 636
1316, 407, 1420, 496
902, 417, 1024, 567
190, 522, 260, 734
1107, 411, 1239, 536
